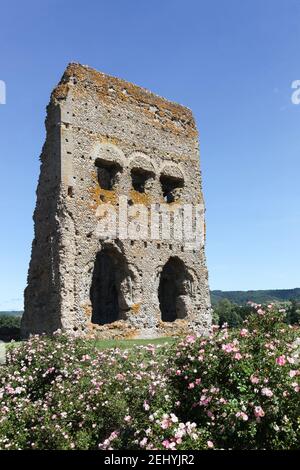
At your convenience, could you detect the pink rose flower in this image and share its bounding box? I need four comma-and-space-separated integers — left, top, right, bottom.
289, 370, 297, 378
261, 387, 273, 397
162, 439, 170, 449
186, 335, 196, 344
240, 328, 248, 337
236, 411, 248, 421
222, 343, 234, 353
143, 400, 150, 411
254, 406, 265, 418
276, 355, 286, 366
161, 419, 170, 429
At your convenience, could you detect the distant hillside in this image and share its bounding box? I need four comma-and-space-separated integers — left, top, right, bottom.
0, 311, 23, 317
1, 290, 300, 314
210, 288, 300, 305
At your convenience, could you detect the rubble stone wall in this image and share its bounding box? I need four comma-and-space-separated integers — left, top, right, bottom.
22, 63, 211, 339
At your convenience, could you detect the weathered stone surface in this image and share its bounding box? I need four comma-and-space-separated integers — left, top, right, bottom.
22, 63, 211, 339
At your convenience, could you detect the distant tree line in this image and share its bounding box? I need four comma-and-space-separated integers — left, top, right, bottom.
0, 315, 21, 341
0, 314, 21, 329
213, 299, 300, 327
210, 288, 300, 305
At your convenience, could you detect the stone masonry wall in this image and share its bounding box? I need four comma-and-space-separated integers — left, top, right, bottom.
22, 63, 211, 339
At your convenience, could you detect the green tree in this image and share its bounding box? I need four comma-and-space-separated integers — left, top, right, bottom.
286, 300, 300, 325
0, 315, 21, 329
213, 299, 243, 328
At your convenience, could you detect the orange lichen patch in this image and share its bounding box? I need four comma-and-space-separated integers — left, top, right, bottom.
99, 134, 123, 147
82, 304, 92, 319
157, 319, 189, 337
141, 107, 198, 138
159, 319, 188, 328
83, 314, 193, 340
129, 189, 151, 205
131, 303, 141, 315
51, 82, 70, 102
88, 170, 117, 210
88, 184, 101, 211
85, 319, 139, 340
125, 330, 139, 339
98, 188, 117, 204
65, 63, 193, 118
52, 63, 197, 137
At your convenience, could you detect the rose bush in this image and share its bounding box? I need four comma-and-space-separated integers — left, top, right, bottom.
169, 304, 300, 449
0, 304, 299, 449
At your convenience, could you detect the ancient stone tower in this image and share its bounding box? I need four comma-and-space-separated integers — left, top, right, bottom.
22, 63, 211, 339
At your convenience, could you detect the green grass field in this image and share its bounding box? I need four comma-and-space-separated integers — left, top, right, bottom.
89, 337, 175, 350
3, 336, 176, 351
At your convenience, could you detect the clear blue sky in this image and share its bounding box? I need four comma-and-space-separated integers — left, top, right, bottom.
0, 0, 299, 310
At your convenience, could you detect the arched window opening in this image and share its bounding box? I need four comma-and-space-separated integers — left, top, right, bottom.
95, 158, 122, 190
160, 175, 184, 203
131, 167, 154, 193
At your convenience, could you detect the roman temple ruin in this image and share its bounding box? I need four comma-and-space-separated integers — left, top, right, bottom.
21, 63, 211, 339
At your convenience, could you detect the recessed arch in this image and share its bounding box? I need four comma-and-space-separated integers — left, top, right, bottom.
90, 247, 131, 325
160, 164, 185, 203
91, 142, 125, 166
92, 143, 125, 190
95, 158, 122, 190
158, 257, 192, 322
128, 152, 156, 194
